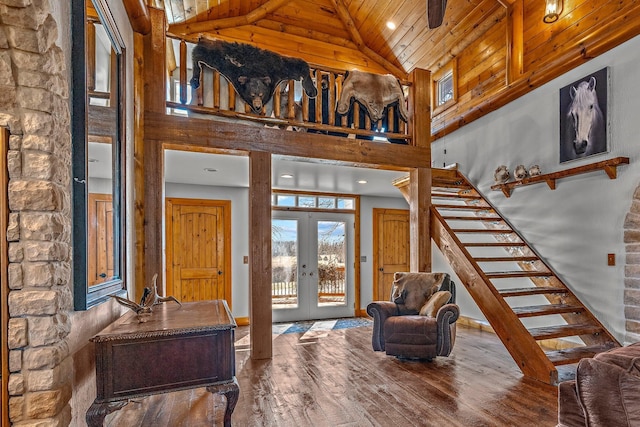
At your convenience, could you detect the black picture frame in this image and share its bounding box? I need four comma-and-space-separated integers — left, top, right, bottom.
559, 67, 609, 163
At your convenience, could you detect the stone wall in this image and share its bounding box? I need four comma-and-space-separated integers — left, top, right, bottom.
624, 185, 640, 344
1, 0, 73, 425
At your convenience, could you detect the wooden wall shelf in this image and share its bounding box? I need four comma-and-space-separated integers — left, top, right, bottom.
490, 157, 630, 197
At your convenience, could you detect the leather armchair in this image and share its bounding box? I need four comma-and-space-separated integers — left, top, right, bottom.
366, 272, 459, 360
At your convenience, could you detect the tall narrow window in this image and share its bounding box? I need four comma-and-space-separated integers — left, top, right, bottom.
431, 59, 457, 115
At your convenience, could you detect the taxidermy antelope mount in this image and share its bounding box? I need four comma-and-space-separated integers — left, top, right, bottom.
112, 274, 181, 322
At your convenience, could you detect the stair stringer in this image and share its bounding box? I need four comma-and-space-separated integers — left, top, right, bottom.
431, 207, 559, 384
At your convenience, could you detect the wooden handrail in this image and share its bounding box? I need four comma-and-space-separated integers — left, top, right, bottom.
491, 157, 630, 197
166, 101, 412, 142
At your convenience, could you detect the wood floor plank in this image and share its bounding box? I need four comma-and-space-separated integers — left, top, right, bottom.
105, 323, 559, 426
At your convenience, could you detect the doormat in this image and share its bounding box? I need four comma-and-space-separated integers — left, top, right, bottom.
274, 317, 372, 335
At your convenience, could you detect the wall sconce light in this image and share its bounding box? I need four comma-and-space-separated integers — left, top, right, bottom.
543, 0, 563, 23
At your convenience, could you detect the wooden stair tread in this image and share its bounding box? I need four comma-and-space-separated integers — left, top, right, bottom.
499, 287, 567, 297
546, 344, 618, 366
432, 192, 481, 199
464, 242, 526, 247
430, 169, 622, 384
441, 216, 503, 221
451, 229, 515, 233
486, 271, 553, 278
512, 304, 584, 317
529, 324, 604, 340
476, 256, 538, 262
433, 204, 493, 210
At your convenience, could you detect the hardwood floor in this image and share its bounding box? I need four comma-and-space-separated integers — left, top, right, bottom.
105, 323, 559, 426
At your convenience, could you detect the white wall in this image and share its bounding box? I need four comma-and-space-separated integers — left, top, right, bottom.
431, 33, 640, 343
359, 196, 408, 306
164, 185, 411, 315
165, 183, 251, 317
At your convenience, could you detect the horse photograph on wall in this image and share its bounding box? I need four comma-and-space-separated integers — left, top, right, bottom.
559, 67, 609, 163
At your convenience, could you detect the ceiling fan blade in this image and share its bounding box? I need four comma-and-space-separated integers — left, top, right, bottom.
427, 0, 447, 29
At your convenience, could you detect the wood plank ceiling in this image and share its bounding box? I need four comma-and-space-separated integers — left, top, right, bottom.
158, 0, 640, 137
160, 0, 504, 78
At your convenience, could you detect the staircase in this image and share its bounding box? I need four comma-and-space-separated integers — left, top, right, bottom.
395, 168, 620, 385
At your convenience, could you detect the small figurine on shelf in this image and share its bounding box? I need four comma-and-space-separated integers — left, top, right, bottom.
112, 274, 181, 322
514, 164, 528, 181
529, 164, 542, 177
494, 165, 510, 184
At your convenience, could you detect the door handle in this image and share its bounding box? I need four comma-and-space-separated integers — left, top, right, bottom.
218, 270, 223, 275
99, 273, 107, 278
378, 268, 384, 272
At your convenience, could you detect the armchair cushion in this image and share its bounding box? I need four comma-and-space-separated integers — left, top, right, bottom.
391, 272, 450, 314
419, 290, 452, 317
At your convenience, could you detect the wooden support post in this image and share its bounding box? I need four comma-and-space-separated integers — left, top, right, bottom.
410, 168, 431, 272
179, 40, 187, 104
249, 151, 272, 360
133, 32, 145, 302
143, 7, 166, 113
87, 22, 96, 91
136, 7, 166, 302
408, 68, 431, 272
503, 0, 524, 84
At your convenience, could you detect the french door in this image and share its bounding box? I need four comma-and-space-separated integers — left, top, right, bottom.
272, 210, 354, 322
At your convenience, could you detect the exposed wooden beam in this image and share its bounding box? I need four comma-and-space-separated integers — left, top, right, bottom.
168, 0, 292, 34
123, 0, 151, 34
502, 0, 523, 84
329, 0, 406, 78
144, 112, 430, 170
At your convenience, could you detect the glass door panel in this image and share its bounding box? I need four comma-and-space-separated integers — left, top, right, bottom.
317, 221, 347, 307
272, 211, 354, 322
272, 219, 299, 309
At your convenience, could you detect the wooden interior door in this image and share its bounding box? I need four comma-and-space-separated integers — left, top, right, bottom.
373, 208, 410, 301
166, 198, 231, 305
88, 193, 114, 286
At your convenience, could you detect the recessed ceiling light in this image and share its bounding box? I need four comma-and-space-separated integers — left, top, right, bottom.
203, 167, 217, 172
386, 21, 396, 30
280, 173, 294, 179
357, 179, 368, 184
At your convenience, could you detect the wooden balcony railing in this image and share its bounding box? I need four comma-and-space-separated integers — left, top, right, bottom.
165, 34, 412, 145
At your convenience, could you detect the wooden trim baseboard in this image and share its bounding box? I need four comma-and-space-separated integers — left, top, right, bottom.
235, 316, 250, 326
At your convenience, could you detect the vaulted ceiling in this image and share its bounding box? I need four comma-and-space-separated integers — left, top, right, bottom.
159, 0, 507, 79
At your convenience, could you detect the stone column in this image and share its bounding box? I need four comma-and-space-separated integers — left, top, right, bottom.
624, 185, 640, 344
1, 0, 73, 425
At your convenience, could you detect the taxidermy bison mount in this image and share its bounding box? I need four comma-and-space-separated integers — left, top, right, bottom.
190, 38, 318, 114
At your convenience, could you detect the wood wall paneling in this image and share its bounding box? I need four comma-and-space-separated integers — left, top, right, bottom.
433, 0, 640, 138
